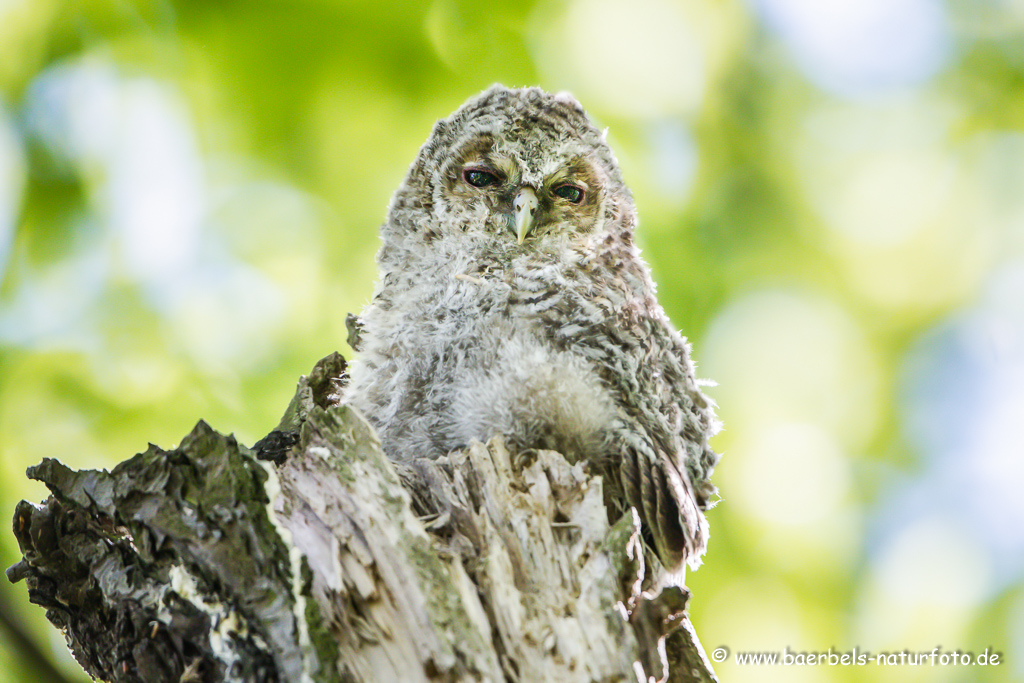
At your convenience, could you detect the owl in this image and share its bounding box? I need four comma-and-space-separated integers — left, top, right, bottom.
344, 85, 720, 573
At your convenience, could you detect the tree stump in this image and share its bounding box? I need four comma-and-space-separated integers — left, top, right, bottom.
7, 353, 717, 683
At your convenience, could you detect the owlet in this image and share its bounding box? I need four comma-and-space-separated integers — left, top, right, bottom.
345, 86, 720, 573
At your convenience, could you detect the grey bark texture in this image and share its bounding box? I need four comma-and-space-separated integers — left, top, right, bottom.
7, 353, 718, 683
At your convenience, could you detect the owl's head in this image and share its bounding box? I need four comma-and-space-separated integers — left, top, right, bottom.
382, 86, 635, 263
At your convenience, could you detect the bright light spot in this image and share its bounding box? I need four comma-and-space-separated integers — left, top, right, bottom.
25, 60, 120, 169
974, 389, 1024, 539
877, 517, 990, 606
0, 105, 24, 281
533, 0, 742, 118
206, 178, 331, 330
719, 421, 860, 576
0, 0, 25, 16
823, 151, 956, 247
12, 58, 288, 371
107, 80, 204, 281
564, 0, 703, 116
209, 179, 325, 263
856, 515, 990, 648
730, 422, 849, 526
0, 243, 107, 349
900, 263, 1024, 585
795, 99, 994, 311
753, 0, 950, 97
25, 60, 204, 284
644, 120, 699, 202
797, 98, 962, 246
701, 290, 881, 450
167, 263, 285, 371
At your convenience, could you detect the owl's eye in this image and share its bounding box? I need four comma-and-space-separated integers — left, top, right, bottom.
553, 184, 585, 204
463, 168, 499, 188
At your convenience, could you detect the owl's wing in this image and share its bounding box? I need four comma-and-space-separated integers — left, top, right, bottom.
611, 316, 720, 573
617, 424, 707, 573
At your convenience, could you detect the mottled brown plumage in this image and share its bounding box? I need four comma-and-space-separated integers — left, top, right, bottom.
345, 85, 720, 573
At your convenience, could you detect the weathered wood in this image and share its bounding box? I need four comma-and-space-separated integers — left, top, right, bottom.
8, 354, 717, 683
7, 423, 319, 683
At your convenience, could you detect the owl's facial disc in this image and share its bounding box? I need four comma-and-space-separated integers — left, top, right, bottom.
452, 144, 602, 243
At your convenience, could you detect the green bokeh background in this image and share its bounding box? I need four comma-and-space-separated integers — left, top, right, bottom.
1, 1, 1022, 682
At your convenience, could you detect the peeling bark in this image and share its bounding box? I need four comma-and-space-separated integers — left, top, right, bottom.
8, 353, 717, 683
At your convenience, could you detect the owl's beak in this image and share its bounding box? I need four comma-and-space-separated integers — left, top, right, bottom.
513, 187, 539, 243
